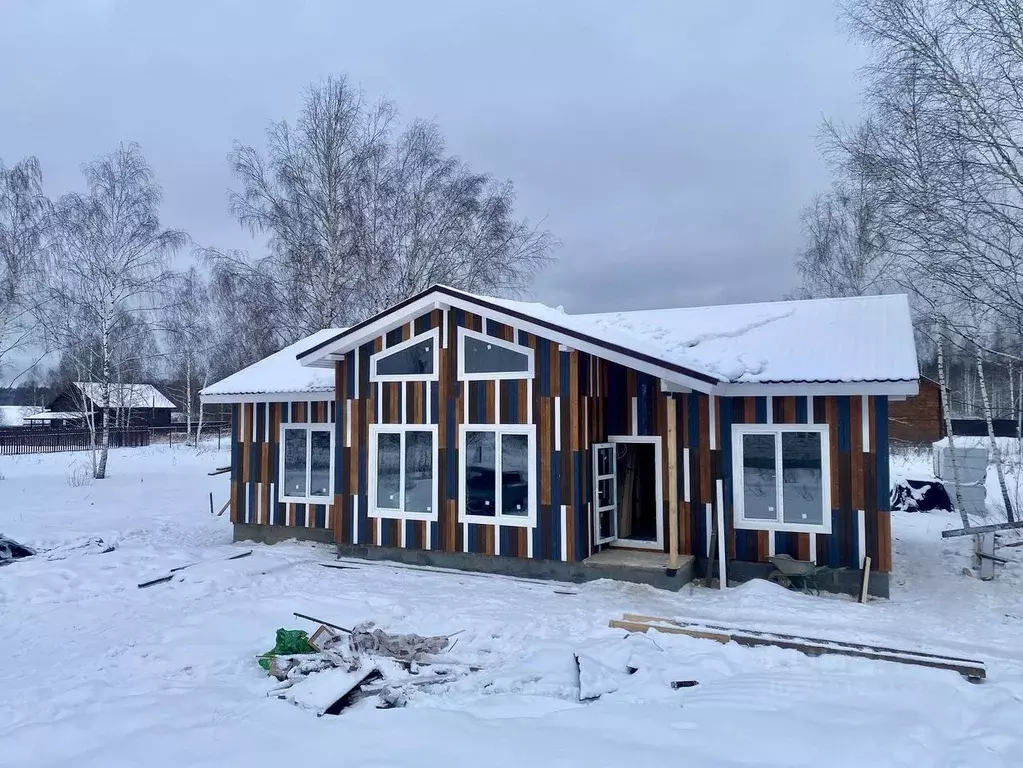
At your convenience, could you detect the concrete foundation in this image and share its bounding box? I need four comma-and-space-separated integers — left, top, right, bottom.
234, 523, 335, 546
695, 557, 890, 598
233, 523, 888, 597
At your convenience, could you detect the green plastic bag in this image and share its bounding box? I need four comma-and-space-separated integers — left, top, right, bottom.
257, 628, 316, 670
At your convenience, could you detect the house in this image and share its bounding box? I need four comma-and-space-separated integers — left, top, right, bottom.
889, 376, 944, 444
25, 382, 177, 428
201, 285, 919, 597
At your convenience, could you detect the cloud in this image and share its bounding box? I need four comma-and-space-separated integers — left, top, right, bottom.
0, 0, 864, 316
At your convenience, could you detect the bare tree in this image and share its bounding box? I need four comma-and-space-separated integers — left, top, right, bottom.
205, 76, 556, 363
46, 144, 185, 478
0, 156, 49, 382
165, 266, 213, 446
795, 139, 898, 298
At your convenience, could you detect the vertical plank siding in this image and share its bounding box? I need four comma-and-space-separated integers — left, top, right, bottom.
228, 397, 335, 531
229, 314, 893, 573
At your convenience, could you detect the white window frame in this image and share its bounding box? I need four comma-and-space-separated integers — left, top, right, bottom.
457, 327, 535, 381
458, 423, 537, 528
731, 423, 832, 534
368, 423, 440, 521
369, 327, 440, 383
278, 423, 335, 504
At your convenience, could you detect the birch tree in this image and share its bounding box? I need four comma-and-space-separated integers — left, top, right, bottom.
0, 156, 49, 381
165, 266, 213, 446
47, 144, 185, 478
205, 76, 556, 360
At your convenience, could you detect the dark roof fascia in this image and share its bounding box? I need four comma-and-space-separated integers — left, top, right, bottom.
298, 284, 719, 386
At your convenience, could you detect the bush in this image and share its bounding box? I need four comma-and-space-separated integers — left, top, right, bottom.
67, 464, 95, 488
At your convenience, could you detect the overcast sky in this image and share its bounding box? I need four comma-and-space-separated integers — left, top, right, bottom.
0, 0, 864, 313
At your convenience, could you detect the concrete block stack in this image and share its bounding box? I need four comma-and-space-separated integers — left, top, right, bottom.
933, 445, 988, 518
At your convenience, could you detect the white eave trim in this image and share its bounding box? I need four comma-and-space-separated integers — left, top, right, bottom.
714, 380, 919, 397
200, 389, 335, 404
299, 292, 720, 394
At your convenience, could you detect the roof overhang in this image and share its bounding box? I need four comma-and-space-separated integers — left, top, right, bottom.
200, 389, 335, 405
297, 285, 722, 394
713, 379, 920, 398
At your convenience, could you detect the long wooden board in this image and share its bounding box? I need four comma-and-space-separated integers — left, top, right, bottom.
611, 613, 986, 682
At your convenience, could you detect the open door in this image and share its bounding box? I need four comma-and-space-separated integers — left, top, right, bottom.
593, 443, 617, 545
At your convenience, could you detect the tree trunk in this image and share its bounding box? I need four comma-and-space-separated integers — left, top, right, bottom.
195, 367, 208, 447
939, 333, 968, 528
977, 352, 1014, 522
96, 317, 111, 479
185, 355, 193, 447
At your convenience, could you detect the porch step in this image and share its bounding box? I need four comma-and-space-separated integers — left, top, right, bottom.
582, 549, 695, 589
583, 549, 694, 572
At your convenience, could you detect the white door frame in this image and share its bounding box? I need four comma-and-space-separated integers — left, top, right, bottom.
592, 442, 618, 545
607, 435, 664, 551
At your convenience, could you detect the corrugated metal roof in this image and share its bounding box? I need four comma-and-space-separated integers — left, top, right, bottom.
200, 329, 342, 400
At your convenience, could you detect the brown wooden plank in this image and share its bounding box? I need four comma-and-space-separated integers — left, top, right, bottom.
877, 512, 892, 572
485, 380, 495, 424
797, 533, 810, 561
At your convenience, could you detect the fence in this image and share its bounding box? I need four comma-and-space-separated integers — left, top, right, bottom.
949, 419, 1021, 438
0, 422, 231, 457
0, 427, 151, 456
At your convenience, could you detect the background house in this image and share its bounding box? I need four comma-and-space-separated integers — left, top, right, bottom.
25, 382, 177, 428
889, 376, 944, 444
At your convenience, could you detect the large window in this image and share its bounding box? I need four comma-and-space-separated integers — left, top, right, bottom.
731, 424, 831, 534
369, 329, 439, 382
457, 328, 534, 380
280, 424, 333, 502
369, 424, 438, 520
459, 424, 536, 527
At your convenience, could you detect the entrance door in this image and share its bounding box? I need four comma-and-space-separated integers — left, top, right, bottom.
592, 443, 617, 544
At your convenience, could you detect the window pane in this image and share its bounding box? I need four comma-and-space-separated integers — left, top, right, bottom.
501, 433, 529, 515
463, 336, 530, 374
597, 477, 614, 508
376, 432, 401, 509
464, 431, 496, 516
596, 446, 613, 476
404, 431, 434, 513
283, 429, 307, 497
782, 432, 824, 525
309, 430, 331, 497
376, 339, 434, 376
742, 433, 777, 521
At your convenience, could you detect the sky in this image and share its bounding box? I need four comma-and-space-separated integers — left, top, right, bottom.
0, 0, 865, 314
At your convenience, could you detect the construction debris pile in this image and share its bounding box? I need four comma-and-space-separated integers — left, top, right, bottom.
261, 615, 467, 716
0, 535, 35, 566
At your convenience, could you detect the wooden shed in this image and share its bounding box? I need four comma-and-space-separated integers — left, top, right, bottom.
889, 377, 943, 444
201, 286, 919, 597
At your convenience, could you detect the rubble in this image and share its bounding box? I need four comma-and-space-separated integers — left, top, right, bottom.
0, 535, 35, 566
262, 617, 463, 715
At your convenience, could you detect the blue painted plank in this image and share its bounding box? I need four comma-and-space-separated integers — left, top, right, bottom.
875, 396, 890, 511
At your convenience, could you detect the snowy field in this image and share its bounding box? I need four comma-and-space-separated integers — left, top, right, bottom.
2, 446, 1023, 767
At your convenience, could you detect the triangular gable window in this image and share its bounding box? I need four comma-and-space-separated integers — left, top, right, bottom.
458, 328, 534, 380
370, 329, 439, 381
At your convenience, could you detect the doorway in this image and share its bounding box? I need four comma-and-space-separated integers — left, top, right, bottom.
616, 442, 658, 542
592, 435, 663, 551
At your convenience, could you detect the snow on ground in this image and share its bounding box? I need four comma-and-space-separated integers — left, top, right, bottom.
2, 446, 1023, 767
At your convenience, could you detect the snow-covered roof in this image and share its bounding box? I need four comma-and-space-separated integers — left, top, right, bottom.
574, 293, 920, 386
0, 405, 43, 425
24, 411, 83, 421
299, 286, 919, 394
74, 382, 177, 410
200, 329, 342, 402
